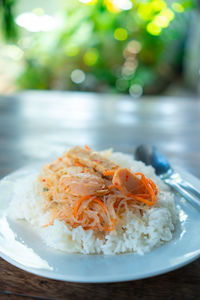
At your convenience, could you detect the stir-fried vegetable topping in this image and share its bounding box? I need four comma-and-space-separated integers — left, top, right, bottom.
39, 146, 158, 231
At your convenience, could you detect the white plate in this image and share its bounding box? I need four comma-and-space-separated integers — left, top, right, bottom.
0, 165, 200, 283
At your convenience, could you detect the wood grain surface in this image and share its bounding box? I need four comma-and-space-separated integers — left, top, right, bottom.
0, 258, 200, 300
0, 91, 200, 299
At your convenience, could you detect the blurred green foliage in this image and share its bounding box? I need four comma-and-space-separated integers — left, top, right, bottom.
0, 0, 196, 94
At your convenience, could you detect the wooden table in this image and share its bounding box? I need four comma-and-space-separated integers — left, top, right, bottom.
0, 91, 200, 299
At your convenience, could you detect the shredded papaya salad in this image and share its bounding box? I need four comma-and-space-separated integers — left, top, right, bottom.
38, 146, 158, 232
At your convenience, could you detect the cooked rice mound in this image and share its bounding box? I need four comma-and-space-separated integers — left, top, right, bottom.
8, 147, 177, 255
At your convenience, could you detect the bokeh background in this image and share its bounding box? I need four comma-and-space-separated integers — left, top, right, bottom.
0, 0, 199, 96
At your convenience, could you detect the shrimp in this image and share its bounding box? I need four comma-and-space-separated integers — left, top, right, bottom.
59, 166, 108, 197
112, 168, 145, 194
67, 146, 118, 175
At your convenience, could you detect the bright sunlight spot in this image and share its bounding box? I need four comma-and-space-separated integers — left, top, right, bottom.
84, 49, 99, 66
114, 28, 128, 41
71, 69, 86, 84
16, 12, 58, 32
147, 22, 162, 36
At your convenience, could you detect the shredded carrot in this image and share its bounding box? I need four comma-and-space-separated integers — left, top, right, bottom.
103, 170, 115, 176
74, 160, 86, 167
135, 172, 157, 203
109, 184, 126, 195
73, 195, 91, 218
135, 172, 157, 194
127, 194, 155, 206
103, 219, 117, 231
72, 195, 115, 231
84, 145, 91, 151
92, 197, 108, 215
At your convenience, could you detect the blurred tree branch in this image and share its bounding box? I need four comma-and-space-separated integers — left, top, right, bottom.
0, 0, 18, 41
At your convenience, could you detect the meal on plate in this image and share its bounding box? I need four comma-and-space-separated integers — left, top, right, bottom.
8, 146, 177, 254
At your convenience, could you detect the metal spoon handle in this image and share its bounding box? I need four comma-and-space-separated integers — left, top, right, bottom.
164, 170, 200, 200
178, 180, 200, 199
164, 178, 200, 211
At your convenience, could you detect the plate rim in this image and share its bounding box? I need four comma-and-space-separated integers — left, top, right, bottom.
0, 248, 200, 283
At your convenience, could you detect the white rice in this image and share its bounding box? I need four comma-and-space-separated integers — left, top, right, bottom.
8, 151, 177, 255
